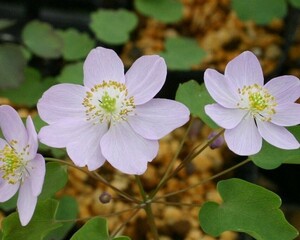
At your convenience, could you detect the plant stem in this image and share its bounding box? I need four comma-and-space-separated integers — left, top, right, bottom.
45, 157, 141, 204
135, 175, 159, 240
150, 128, 225, 198
152, 118, 194, 198
154, 158, 251, 201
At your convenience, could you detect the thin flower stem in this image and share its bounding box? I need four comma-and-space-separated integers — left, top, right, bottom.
150, 128, 225, 198
45, 158, 141, 204
135, 175, 159, 240
152, 200, 201, 207
54, 205, 141, 224
154, 158, 251, 201
152, 118, 194, 198
109, 208, 141, 239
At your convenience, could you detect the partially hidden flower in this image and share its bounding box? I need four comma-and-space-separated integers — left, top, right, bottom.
0, 105, 45, 226
37, 47, 190, 175
204, 51, 300, 155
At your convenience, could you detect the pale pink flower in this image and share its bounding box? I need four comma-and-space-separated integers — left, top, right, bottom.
204, 51, 300, 155
37, 47, 189, 174
0, 105, 45, 226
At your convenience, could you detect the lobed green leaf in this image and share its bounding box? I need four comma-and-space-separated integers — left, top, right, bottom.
1, 199, 62, 240
199, 178, 298, 240
56, 62, 83, 84
90, 9, 138, 45
22, 20, 63, 58
175, 80, 218, 129
135, 0, 183, 23
57, 28, 95, 61
159, 37, 206, 70
250, 126, 300, 169
231, 0, 287, 25
0, 44, 27, 89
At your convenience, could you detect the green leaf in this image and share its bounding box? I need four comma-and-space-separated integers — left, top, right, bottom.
0, 194, 17, 212
39, 162, 68, 200
90, 9, 138, 45
199, 178, 298, 240
44, 196, 78, 240
231, 0, 287, 25
22, 20, 63, 58
159, 37, 206, 70
288, 0, 300, 8
2, 199, 62, 240
250, 126, 300, 169
0, 44, 27, 89
57, 28, 95, 61
70, 217, 131, 240
0, 67, 54, 107
56, 62, 83, 84
0, 19, 16, 30
135, 0, 183, 23
175, 80, 218, 129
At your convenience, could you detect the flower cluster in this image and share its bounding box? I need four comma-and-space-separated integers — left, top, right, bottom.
204, 51, 300, 155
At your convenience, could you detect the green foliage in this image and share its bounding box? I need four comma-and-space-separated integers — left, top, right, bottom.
90, 9, 138, 45
56, 62, 84, 84
39, 162, 68, 200
0, 194, 17, 212
250, 126, 300, 169
0, 19, 16, 30
159, 37, 206, 70
135, 0, 183, 23
57, 29, 95, 61
22, 20, 63, 58
231, 0, 287, 25
1, 199, 62, 240
0, 67, 54, 107
70, 217, 131, 240
289, 0, 300, 8
199, 178, 298, 240
0, 44, 27, 89
175, 80, 218, 129
44, 196, 78, 240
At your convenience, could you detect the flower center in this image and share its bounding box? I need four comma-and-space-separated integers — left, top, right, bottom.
237, 83, 277, 121
0, 144, 28, 184
82, 80, 135, 125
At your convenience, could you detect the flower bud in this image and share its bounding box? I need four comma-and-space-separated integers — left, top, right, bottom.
99, 192, 112, 204
208, 131, 224, 149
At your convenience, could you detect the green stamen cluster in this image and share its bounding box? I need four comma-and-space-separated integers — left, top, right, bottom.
249, 92, 268, 111
99, 92, 116, 113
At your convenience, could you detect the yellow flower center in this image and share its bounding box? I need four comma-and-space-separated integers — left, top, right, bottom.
82, 80, 135, 125
0, 143, 28, 184
237, 84, 277, 121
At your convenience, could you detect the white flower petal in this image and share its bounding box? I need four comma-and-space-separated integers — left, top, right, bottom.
225, 51, 264, 89
38, 119, 94, 148
257, 121, 300, 150
224, 116, 262, 155
26, 116, 38, 160
37, 84, 86, 124
271, 103, 300, 126
204, 69, 239, 108
101, 121, 159, 175
67, 123, 108, 170
125, 55, 167, 105
28, 154, 45, 197
128, 99, 190, 140
0, 180, 19, 202
264, 75, 300, 103
17, 179, 37, 226
205, 104, 247, 129
0, 105, 27, 152
83, 47, 125, 88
